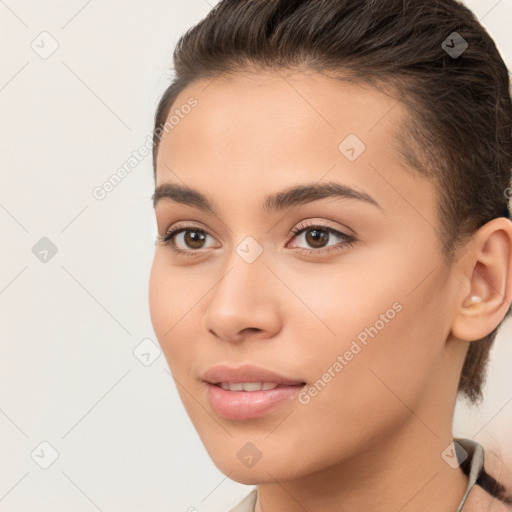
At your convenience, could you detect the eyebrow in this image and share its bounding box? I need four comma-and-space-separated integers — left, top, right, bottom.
152, 181, 382, 214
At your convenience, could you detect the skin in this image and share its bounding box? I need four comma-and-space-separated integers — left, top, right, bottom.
148, 69, 512, 512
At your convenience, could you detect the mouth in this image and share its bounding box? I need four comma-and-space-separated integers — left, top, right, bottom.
202, 365, 306, 420
215, 382, 286, 391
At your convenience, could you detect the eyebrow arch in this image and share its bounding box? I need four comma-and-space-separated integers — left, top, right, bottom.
152, 181, 382, 214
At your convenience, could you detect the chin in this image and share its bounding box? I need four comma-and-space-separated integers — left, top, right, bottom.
204, 442, 308, 484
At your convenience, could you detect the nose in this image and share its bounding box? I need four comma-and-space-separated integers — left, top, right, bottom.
202, 247, 282, 344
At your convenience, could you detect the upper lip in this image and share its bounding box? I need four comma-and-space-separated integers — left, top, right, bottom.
202, 364, 305, 385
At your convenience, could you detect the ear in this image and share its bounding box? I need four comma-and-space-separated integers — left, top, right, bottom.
451, 217, 512, 342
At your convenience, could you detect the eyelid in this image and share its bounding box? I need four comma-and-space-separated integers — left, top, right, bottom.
286, 218, 354, 239
159, 220, 218, 242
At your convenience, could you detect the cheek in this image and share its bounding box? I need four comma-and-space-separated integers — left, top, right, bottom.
148, 258, 172, 343
286, 257, 446, 431
148, 257, 197, 373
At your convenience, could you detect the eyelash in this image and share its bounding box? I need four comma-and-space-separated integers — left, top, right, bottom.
155, 220, 356, 258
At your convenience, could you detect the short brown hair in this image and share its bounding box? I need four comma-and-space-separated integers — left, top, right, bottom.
152, 0, 512, 405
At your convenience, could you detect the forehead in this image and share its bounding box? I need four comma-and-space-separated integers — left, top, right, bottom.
157, 70, 408, 171
154, 70, 435, 221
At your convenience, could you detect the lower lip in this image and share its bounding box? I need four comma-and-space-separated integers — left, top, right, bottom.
206, 383, 305, 420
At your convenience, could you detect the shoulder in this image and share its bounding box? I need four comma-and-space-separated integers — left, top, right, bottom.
456, 437, 512, 512
463, 484, 512, 511
227, 488, 257, 512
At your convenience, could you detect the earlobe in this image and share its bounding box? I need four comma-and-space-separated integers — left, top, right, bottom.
450, 217, 512, 342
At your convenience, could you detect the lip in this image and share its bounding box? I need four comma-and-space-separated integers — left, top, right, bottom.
202, 364, 306, 420
203, 364, 305, 386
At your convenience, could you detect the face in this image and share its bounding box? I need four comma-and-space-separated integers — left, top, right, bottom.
149, 70, 462, 483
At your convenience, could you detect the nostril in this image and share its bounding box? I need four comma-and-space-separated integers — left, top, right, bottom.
242, 327, 261, 334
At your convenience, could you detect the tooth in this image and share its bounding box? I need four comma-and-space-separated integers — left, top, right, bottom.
218, 381, 281, 391
242, 382, 263, 391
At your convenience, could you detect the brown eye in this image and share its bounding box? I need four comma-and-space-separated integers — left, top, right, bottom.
182, 230, 207, 249
288, 223, 356, 255
156, 226, 217, 256
304, 227, 330, 249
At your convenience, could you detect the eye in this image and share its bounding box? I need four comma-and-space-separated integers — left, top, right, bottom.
155, 222, 218, 257
155, 220, 356, 257
287, 220, 356, 255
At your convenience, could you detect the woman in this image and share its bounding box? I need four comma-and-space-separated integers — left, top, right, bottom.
148, 0, 512, 510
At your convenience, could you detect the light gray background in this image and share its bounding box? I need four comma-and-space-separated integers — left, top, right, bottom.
1, 1, 511, 511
